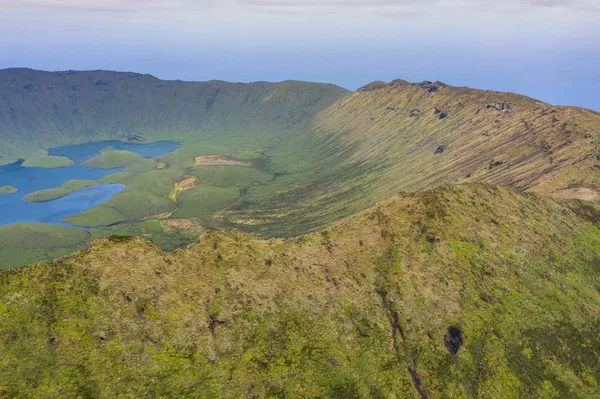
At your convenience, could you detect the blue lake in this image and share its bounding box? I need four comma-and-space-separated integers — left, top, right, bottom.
0, 140, 180, 227
49, 140, 181, 162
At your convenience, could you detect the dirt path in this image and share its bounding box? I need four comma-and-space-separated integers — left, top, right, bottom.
549, 187, 598, 201
194, 155, 252, 167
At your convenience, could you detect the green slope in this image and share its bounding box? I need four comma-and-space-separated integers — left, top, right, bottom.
1, 184, 599, 397
0, 68, 349, 163
2, 71, 600, 269
213, 80, 600, 236
0, 223, 90, 270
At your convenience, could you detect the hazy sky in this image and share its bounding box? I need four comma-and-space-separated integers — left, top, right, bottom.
0, 0, 599, 110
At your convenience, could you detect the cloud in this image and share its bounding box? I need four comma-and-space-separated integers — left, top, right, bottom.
1, 0, 597, 15
240, 0, 599, 12
0, 0, 218, 14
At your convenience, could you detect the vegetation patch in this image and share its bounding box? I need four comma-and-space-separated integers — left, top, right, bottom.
84, 149, 155, 171
1, 185, 599, 396
100, 171, 135, 184
22, 150, 74, 168
172, 185, 240, 219
24, 180, 102, 202
93, 169, 181, 221
62, 179, 100, 191
190, 165, 272, 188
0, 186, 17, 194
63, 205, 127, 228
24, 187, 72, 202
0, 223, 90, 269
90, 219, 200, 252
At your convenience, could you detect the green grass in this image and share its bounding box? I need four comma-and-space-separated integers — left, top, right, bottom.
62, 179, 100, 190
231, 149, 266, 160
0, 223, 90, 269
0, 69, 349, 161
1, 71, 599, 271
23, 187, 72, 202
190, 165, 272, 188
158, 143, 232, 168
0, 158, 18, 166
62, 205, 127, 227
104, 169, 183, 219
1, 185, 599, 396
83, 149, 156, 171
0, 186, 17, 194
90, 220, 200, 251
99, 171, 135, 184
23, 180, 101, 202
66, 167, 184, 227
172, 185, 240, 219
22, 154, 74, 168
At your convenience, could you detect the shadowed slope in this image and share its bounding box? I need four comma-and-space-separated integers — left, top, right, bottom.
316, 81, 600, 195
216, 80, 600, 236
0, 68, 348, 162
313, 80, 600, 198
1, 184, 599, 397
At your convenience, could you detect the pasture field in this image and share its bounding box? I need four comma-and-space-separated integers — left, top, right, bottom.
62, 205, 127, 227
172, 185, 240, 219
21, 150, 74, 168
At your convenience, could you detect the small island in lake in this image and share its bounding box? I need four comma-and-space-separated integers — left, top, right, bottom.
0, 186, 18, 194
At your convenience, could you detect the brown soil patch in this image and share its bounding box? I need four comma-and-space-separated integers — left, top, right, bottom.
194, 155, 252, 167
162, 219, 205, 233
175, 176, 197, 191
169, 176, 198, 201
549, 188, 599, 201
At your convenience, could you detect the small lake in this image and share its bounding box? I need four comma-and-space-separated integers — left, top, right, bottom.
49, 140, 181, 163
0, 140, 180, 227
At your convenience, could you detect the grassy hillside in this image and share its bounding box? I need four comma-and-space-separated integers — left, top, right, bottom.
2, 71, 600, 269
213, 80, 600, 236
313, 80, 600, 198
1, 184, 599, 397
0, 68, 348, 163
0, 223, 91, 269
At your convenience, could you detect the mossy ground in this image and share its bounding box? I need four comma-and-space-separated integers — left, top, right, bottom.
21, 150, 74, 168
62, 179, 100, 191
24, 180, 101, 202
1, 185, 599, 397
0, 186, 17, 194
23, 187, 72, 202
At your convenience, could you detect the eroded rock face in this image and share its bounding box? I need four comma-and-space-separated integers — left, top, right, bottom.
435, 145, 447, 155
444, 325, 464, 355
357, 81, 388, 92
